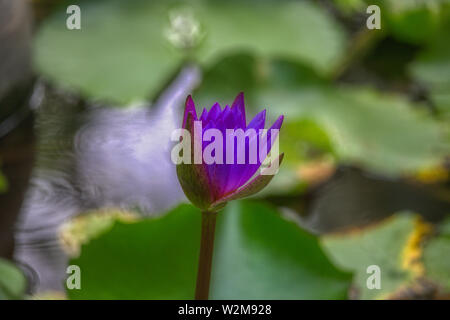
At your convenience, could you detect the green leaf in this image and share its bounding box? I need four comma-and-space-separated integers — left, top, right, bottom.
332, 0, 366, 14
321, 214, 420, 300
68, 205, 201, 299
260, 60, 448, 175
196, 54, 448, 177
34, 0, 184, 105
423, 217, 450, 291
410, 11, 450, 118
358, 0, 443, 44
34, 0, 347, 105
60, 209, 138, 257
210, 201, 352, 299
384, 1, 441, 45
0, 258, 27, 300
67, 201, 351, 299
281, 119, 335, 165
194, 1, 347, 75
280, 87, 447, 175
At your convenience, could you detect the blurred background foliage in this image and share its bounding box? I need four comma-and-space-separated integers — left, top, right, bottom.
33, 0, 450, 179
0, 257, 27, 299
1, 0, 450, 299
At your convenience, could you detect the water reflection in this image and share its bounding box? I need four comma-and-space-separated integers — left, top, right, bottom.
12, 66, 450, 294
14, 66, 200, 293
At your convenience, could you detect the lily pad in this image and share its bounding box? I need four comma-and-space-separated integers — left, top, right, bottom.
68, 205, 201, 299
423, 217, 450, 291
342, 0, 443, 44
34, 0, 184, 105
321, 214, 427, 299
0, 258, 27, 300
195, 54, 448, 176
34, 0, 346, 104
382, 0, 441, 44
194, 0, 347, 75
410, 12, 450, 118
210, 201, 351, 299
67, 201, 352, 299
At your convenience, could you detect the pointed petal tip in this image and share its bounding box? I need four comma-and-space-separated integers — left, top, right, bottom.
211, 102, 222, 110
185, 95, 196, 112
261, 109, 267, 125
271, 114, 284, 130
231, 92, 246, 127
231, 92, 245, 109
260, 109, 267, 121
277, 114, 284, 123
199, 108, 208, 121
182, 95, 198, 128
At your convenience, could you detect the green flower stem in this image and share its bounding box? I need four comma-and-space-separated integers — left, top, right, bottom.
195, 210, 217, 300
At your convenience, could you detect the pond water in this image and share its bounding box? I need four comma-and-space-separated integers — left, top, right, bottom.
5, 67, 450, 294
13, 66, 199, 292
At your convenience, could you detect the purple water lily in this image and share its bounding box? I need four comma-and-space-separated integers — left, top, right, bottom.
176, 92, 284, 211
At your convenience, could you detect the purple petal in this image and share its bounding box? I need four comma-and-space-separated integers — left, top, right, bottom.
205, 103, 221, 125
183, 94, 284, 204
247, 109, 266, 131
230, 114, 283, 192
231, 92, 246, 128
212, 153, 285, 208
266, 115, 284, 150
221, 106, 237, 130
199, 108, 208, 121
270, 115, 284, 132
177, 111, 215, 209
223, 110, 267, 190
206, 107, 240, 197
182, 95, 197, 129
259, 115, 284, 159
